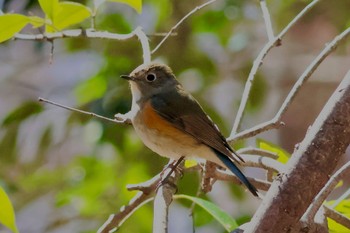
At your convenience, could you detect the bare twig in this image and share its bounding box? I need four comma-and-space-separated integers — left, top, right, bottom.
15, 26, 151, 64
151, 0, 218, 54
303, 161, 350, 223
259, 0, 274, 41
237, 147, 279, 159
214, 169, 270, 192
97, 192, 154, 233
241, 154, 286, 173
229, 0, 320, 138
229, 24, 350, 142
324, 205, 350, 230
38, 97, 126, 124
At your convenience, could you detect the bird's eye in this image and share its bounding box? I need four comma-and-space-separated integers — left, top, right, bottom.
146, 73, 156, 82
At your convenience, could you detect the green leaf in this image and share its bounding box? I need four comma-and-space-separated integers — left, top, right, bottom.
175, 194, 238, 232
0, 14, 30, 43
107, 0, 142, 13
38, 0, 60, 21
53, 2, 91, 30
0, 186, 18, 233
74, 75, 107, 105
257, 139, 290, 164
2, 101, 43, 127
28, 16, 46, 28
39, 0, 91, 32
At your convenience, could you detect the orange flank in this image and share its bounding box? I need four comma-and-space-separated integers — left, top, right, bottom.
141, 101, 187, 139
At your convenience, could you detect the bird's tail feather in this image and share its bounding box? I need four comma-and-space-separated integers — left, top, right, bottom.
212, 148, 258, 197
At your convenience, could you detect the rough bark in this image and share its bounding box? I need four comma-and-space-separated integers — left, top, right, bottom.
247, 70, 350, 233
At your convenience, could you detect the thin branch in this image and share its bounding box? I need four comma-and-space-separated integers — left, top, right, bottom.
229, 24, 350, 142
38, 97, 125, 124
213, 169, 270, 192
97, 192, 154, 233
237, 147, 279, 159
229, 0, 320, 138
135, 27, 151, 64
239, 154, 286, 174
151, 0, 218, 54
15, 26, 151, 64
259, 0, 274, 41
324, 205, 350, 230
98, 174, 161, 233
303, 161, 350, 223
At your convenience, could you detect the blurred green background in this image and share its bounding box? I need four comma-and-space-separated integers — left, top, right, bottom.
0, 0, 349, 232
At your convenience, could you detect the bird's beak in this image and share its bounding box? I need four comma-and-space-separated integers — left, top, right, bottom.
120, 75, 134, 81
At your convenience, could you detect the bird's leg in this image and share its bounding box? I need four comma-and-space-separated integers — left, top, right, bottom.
157, 156, 185, 190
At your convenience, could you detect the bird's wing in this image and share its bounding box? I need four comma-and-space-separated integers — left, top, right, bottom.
150, 86, 244, 164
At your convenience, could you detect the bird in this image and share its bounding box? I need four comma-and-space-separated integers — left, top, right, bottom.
117, 63, 258, 196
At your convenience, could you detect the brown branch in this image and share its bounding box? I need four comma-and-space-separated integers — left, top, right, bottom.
247, 70, 350, 233
303, 161, 350, 223
324, 205, 350, 230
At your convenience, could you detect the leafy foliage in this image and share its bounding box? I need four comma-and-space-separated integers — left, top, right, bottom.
0, 186, 18, 233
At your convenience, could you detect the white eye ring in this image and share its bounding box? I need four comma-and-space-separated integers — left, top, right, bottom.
146, 73, 156, 82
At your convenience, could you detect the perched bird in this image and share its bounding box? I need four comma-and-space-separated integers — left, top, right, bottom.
118, 63, 258, 196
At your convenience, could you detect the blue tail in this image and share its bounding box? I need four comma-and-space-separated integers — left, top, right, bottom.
212, 148, 258, 196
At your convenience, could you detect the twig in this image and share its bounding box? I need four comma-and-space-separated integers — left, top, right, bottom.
97, 192, 154, 233
98, 174, 161, 233
38, 97, 125, 124
151, 0, 218, 54
240, 154, 286, 173
259, 0, 274, 41
237, 147, 279, 159
15, 26, 151, 64
324, 205, 350, 230
229, 0, 320, 138
214, 169, 270, 192
229, 24, 350, 142
303, 161, 350, 223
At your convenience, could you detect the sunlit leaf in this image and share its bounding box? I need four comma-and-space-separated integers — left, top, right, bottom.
184, 159, 198, 168
28, 16, 46, 28
0, 14, 30, 43
175, 194, 238, 231
335, 180, 344, 189
53, 2, 91, 30
0, 186, 18, 233
107, 0, 142, 13
38, 0, 60, 20
257, 139, 290, 164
